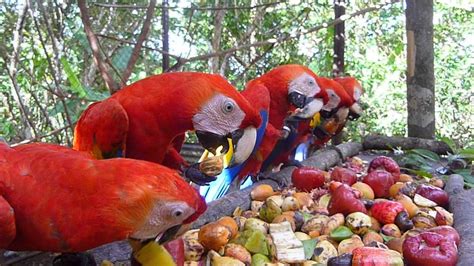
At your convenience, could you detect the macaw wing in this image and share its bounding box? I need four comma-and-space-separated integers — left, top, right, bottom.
260, 119, 302, 172
200, 109, 268, 202
73, 98, 129, 159
0, 195, 16, 248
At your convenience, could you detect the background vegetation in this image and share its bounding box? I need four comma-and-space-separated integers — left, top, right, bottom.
0, 0, 472, 148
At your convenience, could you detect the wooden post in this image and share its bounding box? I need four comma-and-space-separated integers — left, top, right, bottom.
405, 0, 435, 139
162, 0, 170, 71
333, 0, 345, 77
331, 0, 346, 145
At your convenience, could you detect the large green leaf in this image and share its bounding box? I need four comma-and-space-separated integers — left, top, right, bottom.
60, 57, 86, 97
409, 149, 441, 162
112, 46, 133, 72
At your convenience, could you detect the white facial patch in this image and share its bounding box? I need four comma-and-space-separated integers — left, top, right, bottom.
192, 94, 245, 136
322, 89, 341, 111
288, 73, 320, 97
130, 201, 194, 240
353, 86, 362, 101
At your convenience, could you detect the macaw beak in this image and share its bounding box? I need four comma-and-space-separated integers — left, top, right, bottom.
348, 102, 363, 120
197, 126, 257, 168
157, 224, 182, 245
291, 98, 324, 119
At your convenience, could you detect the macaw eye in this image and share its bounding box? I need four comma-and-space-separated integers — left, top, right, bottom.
172, 209, 183, 218
222, 101, 235, 113
308, 80, 315, 86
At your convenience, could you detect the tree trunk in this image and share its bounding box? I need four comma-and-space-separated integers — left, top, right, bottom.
162, 0, 170, 71
405, 0, 435, 139
210, 1, 226, 73
331, 0, 345, 145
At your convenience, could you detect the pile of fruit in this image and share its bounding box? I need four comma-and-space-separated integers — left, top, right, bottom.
179, 155, 459, 265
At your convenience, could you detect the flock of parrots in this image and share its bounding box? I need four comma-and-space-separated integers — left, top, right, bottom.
0, 64, 363, 256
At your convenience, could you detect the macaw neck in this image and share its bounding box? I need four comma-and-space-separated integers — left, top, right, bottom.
113, 91, 195, 137
268, 90, 290, 130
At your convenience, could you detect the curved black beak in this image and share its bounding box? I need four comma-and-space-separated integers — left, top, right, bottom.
348, 102, 363, 120
288, 91, 311, 108
196, 129, 244, 154
157, 224, 182, 245
196, 131, 229, 154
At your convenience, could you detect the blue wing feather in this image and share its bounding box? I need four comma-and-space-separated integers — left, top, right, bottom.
201, 110, 268, 202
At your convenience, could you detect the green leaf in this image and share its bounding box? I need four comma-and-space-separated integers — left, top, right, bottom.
330, 226, 353, 242
380, 233, 394, 243
409, 149, 441, 162
301, 212, 314, 222
302, 238, 318, 260
459, 148, 474, 161
112, 46, 133, 72
404, 168, 433, 179
60, 57, 86, 97
438, 137, 457, 153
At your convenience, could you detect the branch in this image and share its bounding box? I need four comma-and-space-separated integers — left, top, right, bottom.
29, 1, 74, 145
210, 1, 226, 73
7, 1, 37, 139
96, 34, 181, 59
92, 1, 286, 10
121, 0, 157, 82
11, 123, 76, 147
78, 0, 120, 94
173, 0, 400, 68
162, 0, 170, 71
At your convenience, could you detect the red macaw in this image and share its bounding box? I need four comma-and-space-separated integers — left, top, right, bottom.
232, 64, 325, 180
333, 76, 364, 119
73, 72, 262, 185
311, 77, 355, 147
200, 81, 272, 201
261, 76, 355, 170
0, 142, 206, 252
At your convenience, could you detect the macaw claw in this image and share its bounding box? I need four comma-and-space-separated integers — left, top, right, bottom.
185, 163, 217, 186
52, 252, 96, 266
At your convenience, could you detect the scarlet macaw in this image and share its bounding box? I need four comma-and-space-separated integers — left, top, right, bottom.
73, 72, 262, 185
333, 76, 364, 120
262, 76, 356, 170
0, 142, 206, 252
200, 65, 325, 201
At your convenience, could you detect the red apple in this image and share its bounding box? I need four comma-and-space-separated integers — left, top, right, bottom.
164, 238, 185, 266
330, 167, 357, 185
428, 226, 460, 246
368, 156, 400, 181
415, 184, 449, 208
403, 232, 458, 266
370, 200, 405, 224
328, 184, 367, 216
362, 170, 395, 198
291, 166, 325, 192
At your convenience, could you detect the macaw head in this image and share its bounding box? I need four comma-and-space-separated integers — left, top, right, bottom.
184, 73, 262, 168
256, 64, 324, 123
125, 163, 207, 245
333, 76, 364, 120
316, 77, 353, 118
